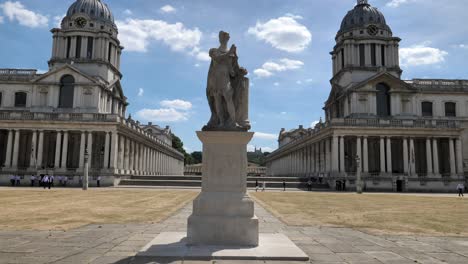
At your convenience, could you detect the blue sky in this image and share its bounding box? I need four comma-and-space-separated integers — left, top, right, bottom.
1, 0, 468, 153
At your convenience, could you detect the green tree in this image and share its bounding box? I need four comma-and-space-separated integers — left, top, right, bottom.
171, 133, 191, 164
191, 151, 203, 164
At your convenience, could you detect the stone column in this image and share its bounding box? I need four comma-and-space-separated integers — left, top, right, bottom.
54, 131, 62, 168
356, 137, 362, 173
119, 135, 125, 171
363, 136, 369, 173
61, 131, 69, 169
110, 132, 118, 170
4, 130, 13, 168
433, 138, 440, 176
386, 137, 392, 174
87, 132, 93, 169
456, 138, 463, 175
30, 130, 37, 168
103, 132, 110, 169
129, 140, 134, 173
403, 138, 409, 174
340, 136, 345, 173
409, 138, 416, 176
79, 131, 86, 170
135, 143, 140, 174
124, 137, 130, 173
380, 137, 386, 173
426, 138, 433, 175
449, 138, 456, 176
332, 136, 339, 173
37, 131, 44, 169
11, 130, 21, 168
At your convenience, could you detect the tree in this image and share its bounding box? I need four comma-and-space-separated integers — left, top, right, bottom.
171, 133, 191, 164
190, 151, 203, 164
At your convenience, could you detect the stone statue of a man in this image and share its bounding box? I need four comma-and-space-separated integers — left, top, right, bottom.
203, 31, 251, 131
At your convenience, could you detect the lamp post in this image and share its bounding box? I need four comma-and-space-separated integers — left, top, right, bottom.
83, 148, 89, 190
356, 155, 362, 194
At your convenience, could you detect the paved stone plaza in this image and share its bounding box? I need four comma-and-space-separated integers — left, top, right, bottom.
1, 193, 467, 264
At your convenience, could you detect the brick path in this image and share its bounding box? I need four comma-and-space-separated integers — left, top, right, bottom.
1, 197, 468, 264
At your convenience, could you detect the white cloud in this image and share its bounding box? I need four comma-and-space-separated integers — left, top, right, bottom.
273, 82, 280, 86
53, 15, 64, 28
160, 5, 176, 14
116, 19, 202, 59
311, 120, 319, 127
0, 16, 4, 24
247, 145, 275, 153
400, 42, 448, 67
36, 69, 47, 74
138, 88, 144, 97
194, 63, 200, 67
457, 44, 468, 49
254, 58, 304, 78
0, 1, 48, 28
254, 132, 277, 141
194, 50, 210, 61
296, 80, 302, 85
386, 0, 415, 8
123, 9, 133, 15
160, 99, 192, 110
247, 15, 312, 52
136, 108, 189, 122
280, 112, 287, 115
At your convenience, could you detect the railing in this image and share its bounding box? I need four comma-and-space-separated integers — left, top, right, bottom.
330, 118, 459, 129
0, 111, 120, 123
410, 79, 468, 91
0, 68, 39, 81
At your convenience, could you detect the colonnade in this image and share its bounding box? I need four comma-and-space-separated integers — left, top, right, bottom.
1, 128, 184, 176
267, 134, 464, 178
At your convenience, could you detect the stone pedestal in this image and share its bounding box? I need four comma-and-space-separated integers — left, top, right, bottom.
187, 131, 259, 246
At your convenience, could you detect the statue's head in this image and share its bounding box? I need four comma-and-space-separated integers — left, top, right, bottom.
219, 31, 230, 44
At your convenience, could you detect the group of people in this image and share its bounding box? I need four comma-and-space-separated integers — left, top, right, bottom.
7, 174, 103, 188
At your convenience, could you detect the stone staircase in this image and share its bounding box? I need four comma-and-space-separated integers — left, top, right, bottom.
119, 175, 330, 190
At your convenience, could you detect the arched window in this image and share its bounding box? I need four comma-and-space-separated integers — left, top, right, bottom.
445, 102, 456, 117
59, 75, 75, 108
376, 83, 391, 117
421, 102, 433, 117
14, 92, 27, 107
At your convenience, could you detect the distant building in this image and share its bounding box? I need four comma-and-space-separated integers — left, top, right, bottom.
0, 0, 184, 186
266, 0, 468, 192
185, 163, 266, 177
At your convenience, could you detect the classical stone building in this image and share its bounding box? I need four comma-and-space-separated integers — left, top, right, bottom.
266, 0, 468, 192
0, 0, 184, 186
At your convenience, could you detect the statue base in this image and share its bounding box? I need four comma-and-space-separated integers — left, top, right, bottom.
187, 131, 259, 246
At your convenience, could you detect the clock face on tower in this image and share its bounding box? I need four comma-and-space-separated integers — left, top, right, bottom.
75, 17, 87, 28
367, 25, 379, 36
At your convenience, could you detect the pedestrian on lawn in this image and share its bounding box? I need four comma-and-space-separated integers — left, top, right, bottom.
457, 183, 465, 197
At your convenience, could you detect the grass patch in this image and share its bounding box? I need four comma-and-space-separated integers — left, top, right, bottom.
252, 192, 468, 236
0, 189, 198, 231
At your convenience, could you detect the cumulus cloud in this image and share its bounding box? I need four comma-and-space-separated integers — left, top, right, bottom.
160, 5, 176, 14
253, 58, 304, 78
116, 18, 204, 61
247, 145, 275, 153
273, 82, 280, 87
247, 15, 312, 52
457, 44, 468, 49
311, 120, 320, 127
137, 88, 144, 97
136, 99, 193, 122
400, 42, 448, 67
136, 108, 189, 122
160, 99, 192, 110
386, 0, 415, 8
53, 15, 64, 28
123, 9, 133, 15
0, 1, 48, 28
254, 132, 277, 140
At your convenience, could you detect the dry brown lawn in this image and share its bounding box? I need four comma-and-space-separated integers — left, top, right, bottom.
252, 192, 468, 236
0, 189, 198, 231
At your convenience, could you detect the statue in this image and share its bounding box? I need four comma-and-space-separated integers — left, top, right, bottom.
203, 31, 251, 132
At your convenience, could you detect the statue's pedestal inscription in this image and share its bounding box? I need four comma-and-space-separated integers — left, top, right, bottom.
187, 131, 258, 246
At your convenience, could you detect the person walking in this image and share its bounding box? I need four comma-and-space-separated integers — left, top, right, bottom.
15, 175, 21, 186
318, 174, 323, 184
9, 175, 15, 186
262, 181, 266, 192
97, 176, 101, 187
307, 179, 312, 191
49, 175, 54, 188
63, 176, 68, 187
457, 183, 465, 197
283, 180, 286, 191
31, 175, 36, 187
42, 175, 49, 189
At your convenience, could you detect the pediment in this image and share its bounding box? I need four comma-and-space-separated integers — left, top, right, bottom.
351, 72, 416, 93
32, 64, 99, 85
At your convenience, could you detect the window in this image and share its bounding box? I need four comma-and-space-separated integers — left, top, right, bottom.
359, 44, 365, 66
371, 44, 376, 66
87, 37, 94, 59
14, 92, 27, 107
66, 36, 72, 58
75, 36, 82, 58
341, 49, 345, 69
445, 102, 456, 117
376, 83, 391, 117
59, 75, 75, 108
0, 92, 2, 106
381, 45, 386, 66
108, 43, 113, 62
422, 102, 433, 117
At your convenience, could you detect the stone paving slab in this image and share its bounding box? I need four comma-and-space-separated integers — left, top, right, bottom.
0, 195, 468, 264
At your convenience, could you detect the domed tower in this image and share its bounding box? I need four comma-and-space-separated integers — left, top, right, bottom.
49, 0, 123, 83
331, 0, 401, 87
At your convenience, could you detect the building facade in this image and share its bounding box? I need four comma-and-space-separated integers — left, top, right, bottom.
0, 0, 184, 186
266, 0, 468, 192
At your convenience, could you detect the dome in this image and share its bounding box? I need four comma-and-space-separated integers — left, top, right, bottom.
66, 0, 114, 25
339, 0, 391, 34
